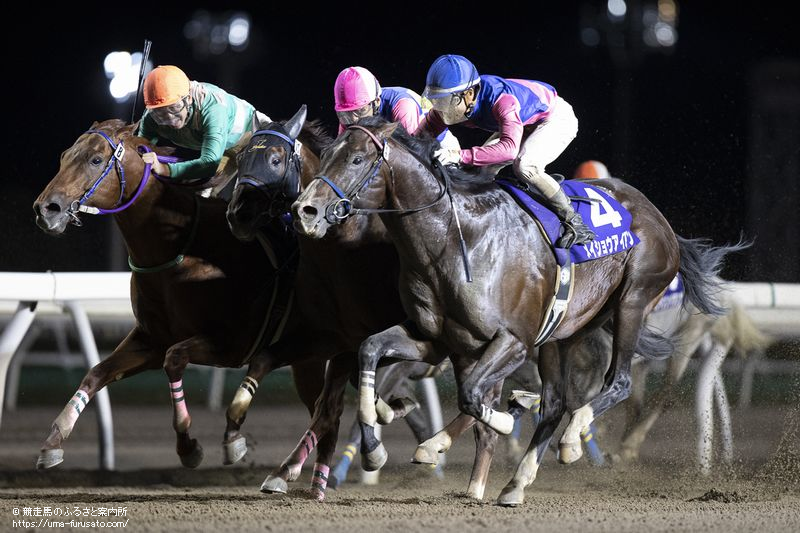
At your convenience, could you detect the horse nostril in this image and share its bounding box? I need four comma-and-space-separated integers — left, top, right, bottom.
301, 205, 318, 218
45, 202, 63, 215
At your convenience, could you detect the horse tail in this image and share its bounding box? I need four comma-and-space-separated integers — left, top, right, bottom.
710, 298, 770, 357
634, 324, 676, 360
677, 235, 751, 316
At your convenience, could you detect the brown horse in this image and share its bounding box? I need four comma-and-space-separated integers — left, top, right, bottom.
32, 119, 323, 470
291, 117, 730, 506
225, 107, 447, 501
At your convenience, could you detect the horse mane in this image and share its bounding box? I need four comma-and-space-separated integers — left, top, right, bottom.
96, 118, 177, 156
355, 116, 495, 186
298, 119, 334, 157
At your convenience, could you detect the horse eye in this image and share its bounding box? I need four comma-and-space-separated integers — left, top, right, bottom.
90, 156, 103, 166
271, 157, 281, 167
352, 156, 363, 165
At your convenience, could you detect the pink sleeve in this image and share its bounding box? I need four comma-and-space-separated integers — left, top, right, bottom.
460, 94, 524, 166
414, 109, 447, 139
392, 98, 421, 134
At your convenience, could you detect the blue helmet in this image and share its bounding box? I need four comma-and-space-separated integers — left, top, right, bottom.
422, 54, 480, 100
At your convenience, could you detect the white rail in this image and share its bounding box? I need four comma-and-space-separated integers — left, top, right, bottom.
2, 274, 799, 473
0, 272, 129, 470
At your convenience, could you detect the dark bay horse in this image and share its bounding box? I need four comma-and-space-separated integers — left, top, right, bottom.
32, 119, 324, 470
291, 117, 729, 506
225, 106, 435, 501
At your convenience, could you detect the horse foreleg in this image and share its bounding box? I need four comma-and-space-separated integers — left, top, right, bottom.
499, 343, 566, 506
358, 323, 441, 471
467, 380, 503, 500
460, 330, 527, 435
261, 353, 352, 501
329, 418, 362, 489
38, 328, 159, 469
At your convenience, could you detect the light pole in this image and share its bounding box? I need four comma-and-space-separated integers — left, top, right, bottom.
102, 51, 153, 271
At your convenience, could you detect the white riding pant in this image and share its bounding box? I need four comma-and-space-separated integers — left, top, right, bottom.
483, 96, 578, 199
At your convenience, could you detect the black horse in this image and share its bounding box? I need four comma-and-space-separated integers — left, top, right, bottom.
225, 107, 433, 501
291, 117, 732, 506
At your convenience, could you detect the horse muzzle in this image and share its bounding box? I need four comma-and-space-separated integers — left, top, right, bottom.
33, 196, 72, 234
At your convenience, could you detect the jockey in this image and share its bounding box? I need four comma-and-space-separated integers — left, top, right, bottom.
334, 66, 459, 149
573, 160, 611, 180
416, 54, 594, 248
138, 65, 271, 183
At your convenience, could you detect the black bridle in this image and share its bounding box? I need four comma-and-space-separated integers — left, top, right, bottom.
235, 128, 302, 217
313, 125, 447, 225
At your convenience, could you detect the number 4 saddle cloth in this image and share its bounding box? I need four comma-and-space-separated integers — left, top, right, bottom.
497, 178, 640, 266
496, 178, 641, 345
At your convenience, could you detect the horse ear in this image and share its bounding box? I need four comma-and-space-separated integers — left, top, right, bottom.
90, 121, 100, 129
284, 104, 307, 141
119, 121, 139, 139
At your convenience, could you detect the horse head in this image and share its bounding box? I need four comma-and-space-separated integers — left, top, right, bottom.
33, 119, 151, 234
292, 119, 401, 240
226, 105, 307, 241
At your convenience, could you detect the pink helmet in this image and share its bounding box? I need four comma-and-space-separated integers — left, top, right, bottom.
334, 66, 381, 112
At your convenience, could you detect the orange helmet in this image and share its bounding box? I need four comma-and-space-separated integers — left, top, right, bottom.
573, 160, 610, 179
143, 65, 191, 108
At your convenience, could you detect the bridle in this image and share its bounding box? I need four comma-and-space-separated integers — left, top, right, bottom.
313, 124, 447, 225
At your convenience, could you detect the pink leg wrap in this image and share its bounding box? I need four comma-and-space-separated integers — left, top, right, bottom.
311, 463, 330, 501
170, 380, 190, 430
291, 430, 318, 465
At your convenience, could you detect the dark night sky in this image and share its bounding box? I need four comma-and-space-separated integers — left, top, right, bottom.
3, 2, 798, 279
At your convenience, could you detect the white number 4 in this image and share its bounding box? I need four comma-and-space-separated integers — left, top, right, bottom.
583, 187, 622, 228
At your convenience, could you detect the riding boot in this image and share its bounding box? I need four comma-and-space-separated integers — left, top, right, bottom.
547, 188, 595, 248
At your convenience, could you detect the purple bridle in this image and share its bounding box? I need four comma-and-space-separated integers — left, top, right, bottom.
68, 129, 179, 219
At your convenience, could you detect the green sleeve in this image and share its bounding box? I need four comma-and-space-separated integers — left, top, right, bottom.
166, 107, 227, 181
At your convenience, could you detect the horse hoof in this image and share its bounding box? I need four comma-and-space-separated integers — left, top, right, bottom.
411, 444, 439, 465
261, 475, 288, 494
222, 436, 247, 465
362, 443, 388, 471
558, 441, 582, 464
328, 474, 342, 490
497, 485, 525, 507
179, 440, 204, 469
36, 449, 64, 470
310, 487, 326, 502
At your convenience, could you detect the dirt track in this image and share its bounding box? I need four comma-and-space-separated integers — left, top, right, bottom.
1, 402, 799, 532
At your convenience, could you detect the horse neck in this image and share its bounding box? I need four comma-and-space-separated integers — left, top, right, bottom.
380, 150, 454, 265
298, 144, 320, 192
112, 157, 196, 268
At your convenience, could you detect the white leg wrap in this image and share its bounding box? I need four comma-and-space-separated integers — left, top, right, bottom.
479, 404, 515, 435
53, 389, 89, 440
509, 390, 541, 410
359, 371, 377, 426
228, 377, 257, 423
375, 396, 395, 425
